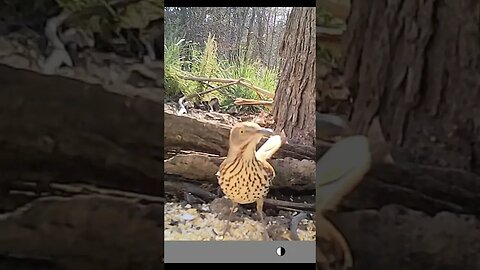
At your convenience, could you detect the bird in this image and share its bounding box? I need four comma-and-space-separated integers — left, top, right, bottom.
216, 122, 284, 240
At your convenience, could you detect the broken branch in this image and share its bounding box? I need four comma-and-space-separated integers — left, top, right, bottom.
234, 98, 273, 106
180, 76, 275, 99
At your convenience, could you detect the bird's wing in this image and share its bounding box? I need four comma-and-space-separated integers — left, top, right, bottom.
316, 135, 371, 211
316, 214, 353, 270
255, 131, 286, 162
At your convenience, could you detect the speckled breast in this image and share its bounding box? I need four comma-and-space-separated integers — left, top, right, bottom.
217, 156, 275, 204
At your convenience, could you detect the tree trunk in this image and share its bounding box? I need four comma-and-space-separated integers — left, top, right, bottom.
267, 7, 278, 68
0, 64, 164, 197
245, 7, 256, 60
256, 9, 266, 63
236, 8, 248, 61
264, 8, 271, 65
272, 7, 316, 146
344, 0, 480, 173
0, 63, 165, 269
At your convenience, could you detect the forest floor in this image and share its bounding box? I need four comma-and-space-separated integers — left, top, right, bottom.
163, 101, 316, 241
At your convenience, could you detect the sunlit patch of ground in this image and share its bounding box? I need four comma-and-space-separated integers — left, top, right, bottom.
164, 202, 315, 241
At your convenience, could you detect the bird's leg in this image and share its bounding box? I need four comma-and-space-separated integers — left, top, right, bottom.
221, 201, 237, 239
256, 198, 270, 241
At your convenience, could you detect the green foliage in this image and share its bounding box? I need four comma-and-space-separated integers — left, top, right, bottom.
165, 33, 279, 110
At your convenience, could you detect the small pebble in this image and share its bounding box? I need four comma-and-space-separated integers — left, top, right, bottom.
182, 213, 194, 221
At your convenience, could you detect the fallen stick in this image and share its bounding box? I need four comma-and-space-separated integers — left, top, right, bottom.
177, 80, 240, 115
164, 178, 315, 213
290, 212, 310, 241
264, 198, 315, 211
8, 181, 166, 203
234, 98, 273, 106
185, 80, 240, 100
180, 76, 274, 99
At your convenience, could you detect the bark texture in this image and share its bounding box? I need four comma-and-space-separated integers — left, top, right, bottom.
329, 205, 480, 270
0, 64, 164, 196
0, 64, 164, 269
273, 7, 316, 146
344, 0, 480, 172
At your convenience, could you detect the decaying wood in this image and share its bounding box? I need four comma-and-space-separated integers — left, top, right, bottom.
164, 108, 317, 160
5, 181, 165, 204
265, 198, 314, 211
51, 183, 166, 203
164, 152, 315, 190
342, 162, 480, 216
165, 153, 480, 217
327, 205, 480, 270
0, 64, 164, 197
0, 195, 163, 270
164, 178, 314, 212
180, 75, 274, 99
165, 102, 480, 216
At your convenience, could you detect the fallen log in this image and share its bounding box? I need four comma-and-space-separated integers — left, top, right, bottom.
164, 152, 315, 190
342, 163, 480, 216
327, 205, 480, 270
164, 178, 315, 212
0, 195, 163, 270
0, 64, 164, 196
164, 151, 480, 217
164, 108, 317, 160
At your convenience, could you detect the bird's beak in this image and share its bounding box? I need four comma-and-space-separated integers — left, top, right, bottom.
256, 128, 274, 136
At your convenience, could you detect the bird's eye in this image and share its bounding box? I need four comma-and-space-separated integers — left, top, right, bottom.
240, 130, 244, 134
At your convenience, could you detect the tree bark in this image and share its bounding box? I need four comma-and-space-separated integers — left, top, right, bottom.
163, 107, 316, 160
236, 8, 248, 60
0, 64, 164, 196
245, 7, 256, 60
267, 7, 278, 68
164, 152, 315, 190
325, 205, 480, 270
264, 8, 271, 65
344, 0, 480, 173
0, 195, 163, 270
256, 8, 266, 62
273, 7, 316, 146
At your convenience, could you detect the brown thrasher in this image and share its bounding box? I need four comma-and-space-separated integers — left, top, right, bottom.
216, 122, 284, 240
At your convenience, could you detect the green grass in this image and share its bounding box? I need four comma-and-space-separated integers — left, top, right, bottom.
164, 32, 280, 110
